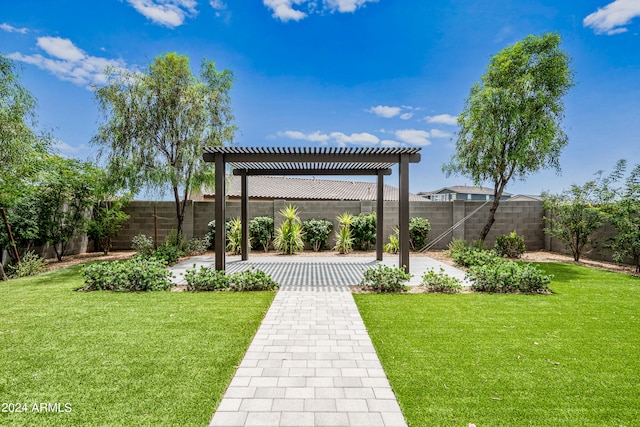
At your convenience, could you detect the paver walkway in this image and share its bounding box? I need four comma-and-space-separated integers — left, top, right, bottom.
208, 284, 408, 427
167, 255, 469, 426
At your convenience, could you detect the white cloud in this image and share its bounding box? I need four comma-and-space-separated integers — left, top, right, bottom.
210, 0, 231, 20
368, 105, 401, 118
53, 139, 81, 155
8, 37, 128, 88
277, 130, 331, 143
324, 0, 377, 13
210, 0, 226, 9
367, 105, 417, 120
277, 130, 380, 146
425, 114, 458, 126
429, 129, 452, 138
0, 23, 28, 34
263, 0, 308, 22
395, 129, 431, 146
380, 139, 404, 147
37, 37, 85, 61
584, 0, 640, 35
330, 132, 379, 146
263, 0, 376, 22
126, 0, 197, 28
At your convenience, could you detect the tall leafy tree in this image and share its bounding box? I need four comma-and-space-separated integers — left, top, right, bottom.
0, 54, 51, 207
0, 54, 51, 280
92, 52, 235, 235
444, 33, 574, 241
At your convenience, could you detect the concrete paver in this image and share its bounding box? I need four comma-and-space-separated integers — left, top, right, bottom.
208, 284, 408, 427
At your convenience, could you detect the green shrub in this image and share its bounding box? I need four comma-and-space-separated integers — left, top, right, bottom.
164, 229, 188, 253
226, 218, 243, 255
227, 269, 279, 291
351, 213, 376, 250
409, 217, 431, 251
249, 216, 274, 252
81, 258, 173, 291
206, 220, 233, 249
151, 245, 183, 266
187, 237, 209, 255
302, 219, 333, 252
87, 203, 130, 255
184, 265, 227, 291
184, 266, 279, 292
451, 246, 501, 267
360, 263, 411, 293
445, 237, 468, 257
334, 212, 354, 254
421, 267, 462, 293
132, 233, 155, 255
274, 205, 304, 254
384, 231, 400, 254
467, 258, 552, 294
6, 251, 48, 279
495, 231, 526, 258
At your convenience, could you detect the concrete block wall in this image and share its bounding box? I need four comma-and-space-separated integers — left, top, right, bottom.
110, 199, 546, 251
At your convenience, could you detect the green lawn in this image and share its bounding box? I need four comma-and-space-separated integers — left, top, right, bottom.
0, 265, 274, 427
355, 263, 640, 427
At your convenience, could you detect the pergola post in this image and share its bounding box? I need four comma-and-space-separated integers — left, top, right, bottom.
240, 170, 249, 261
214, 154, 226, 271
376, 170, 384, 262
399, 153, 410, 273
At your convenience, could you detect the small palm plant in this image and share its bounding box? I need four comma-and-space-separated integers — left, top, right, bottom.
274, 204, 304, 254
226, 217, 243, 255
384, 227, 400, 254
334, 212, 354, 254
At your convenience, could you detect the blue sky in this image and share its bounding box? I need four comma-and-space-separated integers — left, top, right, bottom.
1, 0, 639, 196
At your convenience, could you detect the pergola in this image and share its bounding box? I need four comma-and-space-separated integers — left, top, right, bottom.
203, 147, 421, 272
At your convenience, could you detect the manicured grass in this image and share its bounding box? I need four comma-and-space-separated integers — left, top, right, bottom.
0, 265, 274, 426
355, 263, 640, 427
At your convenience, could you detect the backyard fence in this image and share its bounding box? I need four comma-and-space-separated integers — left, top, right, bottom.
109, 199, 547, 252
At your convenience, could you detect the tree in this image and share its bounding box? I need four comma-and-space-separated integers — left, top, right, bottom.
93, 52, 235, 236
34, 156, 100, 261
598, 160, 640, 272
543, 182, 604, 262
0, 54, 51, 280
444, 32, 574, 241
0, 54, 51, 207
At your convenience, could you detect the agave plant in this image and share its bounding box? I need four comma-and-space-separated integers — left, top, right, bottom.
273, 204, 304, 255
334, 212, 354, 254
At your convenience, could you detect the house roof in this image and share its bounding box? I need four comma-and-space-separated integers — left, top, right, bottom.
418, 186, 512, 196
204, 176, 425, 202
507, 194, 542, 202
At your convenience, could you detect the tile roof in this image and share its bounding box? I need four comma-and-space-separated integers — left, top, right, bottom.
419, 186, 512, 196
204, 176, 424, 202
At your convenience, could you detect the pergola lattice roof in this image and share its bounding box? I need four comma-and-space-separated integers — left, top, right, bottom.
203, 146, 421, 175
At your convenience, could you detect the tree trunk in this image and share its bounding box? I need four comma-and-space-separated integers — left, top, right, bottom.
173, 186, 184, 236
479, 184, 506, 241
0, 262, 7, 281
